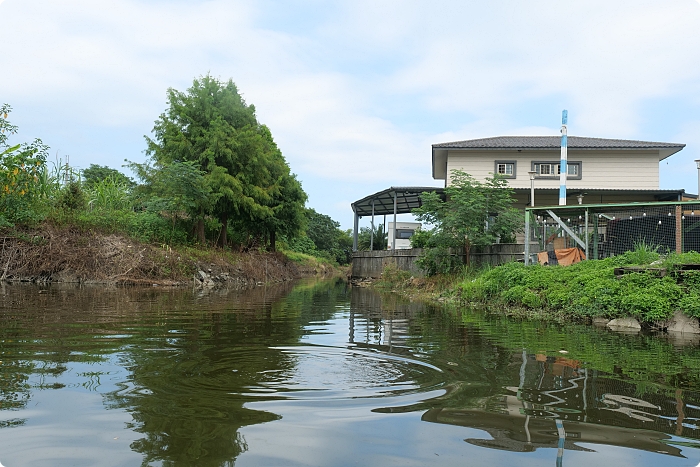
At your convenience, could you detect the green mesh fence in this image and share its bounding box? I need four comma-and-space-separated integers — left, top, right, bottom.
526, 201, 700, 260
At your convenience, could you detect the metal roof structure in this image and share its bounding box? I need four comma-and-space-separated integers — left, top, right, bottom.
350, 186, 445, 251
351, 186, 445, 217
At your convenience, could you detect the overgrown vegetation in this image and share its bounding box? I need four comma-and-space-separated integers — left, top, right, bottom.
413, 169, 521, 275
0, 79, 351, 277
283, 208, 353, 265
456, 249, 700, 324
374, 245, 700, 325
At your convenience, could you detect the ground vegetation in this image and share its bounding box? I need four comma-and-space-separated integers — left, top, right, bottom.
376, 246, 700, 327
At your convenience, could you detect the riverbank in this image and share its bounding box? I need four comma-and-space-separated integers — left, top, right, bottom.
0, 224, 341, 287
373, 248, 700, 331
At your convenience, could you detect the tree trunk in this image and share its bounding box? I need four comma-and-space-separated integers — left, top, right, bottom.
464, 240, 471, 268
197, 218, 205, 245
218, 212, 228, 248
269, 230, 276, 252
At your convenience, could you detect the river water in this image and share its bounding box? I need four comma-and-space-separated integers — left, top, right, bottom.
1, 278, 700, 467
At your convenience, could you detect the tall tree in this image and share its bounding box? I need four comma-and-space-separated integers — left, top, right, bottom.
145, 75, 306, 247
82, 164, 134, 189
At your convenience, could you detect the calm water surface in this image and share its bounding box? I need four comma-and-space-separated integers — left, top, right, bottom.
1, 279, 700, 467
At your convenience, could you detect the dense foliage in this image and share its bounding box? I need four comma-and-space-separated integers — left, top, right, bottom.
458, 249, 700, 324
142, 74, 306, 249
82, 164, 135, 189
413, 169, 521, 275
357, 222, 387, 251
0, 96, 345, 263
0, 104, 50, 227
286, 208, 353, 264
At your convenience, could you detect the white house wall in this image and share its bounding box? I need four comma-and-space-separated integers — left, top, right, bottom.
444, 149, 660, 190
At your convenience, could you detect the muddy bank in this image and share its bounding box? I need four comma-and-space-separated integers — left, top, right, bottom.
0, 225, 332, 288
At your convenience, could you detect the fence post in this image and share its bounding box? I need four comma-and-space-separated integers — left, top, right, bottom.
585, 209, 589, 259
592, 214, 599, 260
676, 204, 683, 254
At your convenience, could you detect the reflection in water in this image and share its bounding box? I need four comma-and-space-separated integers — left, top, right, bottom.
1, 280, 700, 466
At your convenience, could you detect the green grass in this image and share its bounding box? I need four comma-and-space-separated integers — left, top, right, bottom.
453, 247, 700, 324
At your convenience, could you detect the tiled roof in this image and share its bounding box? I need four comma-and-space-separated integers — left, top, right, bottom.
432, 136, 685, 150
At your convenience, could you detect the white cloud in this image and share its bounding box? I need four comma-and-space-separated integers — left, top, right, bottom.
3, 0, 700, 224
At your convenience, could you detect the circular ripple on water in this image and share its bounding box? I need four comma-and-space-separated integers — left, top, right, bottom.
122, 345, 448, 404
245, 345, 447, 400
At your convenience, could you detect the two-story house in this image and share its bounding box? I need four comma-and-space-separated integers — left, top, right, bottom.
431, 136, 687, 207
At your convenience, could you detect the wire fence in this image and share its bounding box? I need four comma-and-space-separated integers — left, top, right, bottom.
524, 201, 700, 263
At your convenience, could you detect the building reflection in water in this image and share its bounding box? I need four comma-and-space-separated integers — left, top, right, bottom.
349, 287, 700, 466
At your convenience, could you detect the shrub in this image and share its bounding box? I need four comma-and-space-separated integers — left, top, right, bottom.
409, 228, 433, 248
416, 247, 463, 277
680, 293, 700, 318
460, 277, 488, 302
56, 181, 87, 211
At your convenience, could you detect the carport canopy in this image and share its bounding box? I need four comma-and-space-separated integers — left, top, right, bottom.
351, 186, 445, 251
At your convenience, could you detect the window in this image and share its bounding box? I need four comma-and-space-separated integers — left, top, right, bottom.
494, 160, 516, 179
538, 163, 555, 176
395, 229, 414, 239
531, 161, 582, 180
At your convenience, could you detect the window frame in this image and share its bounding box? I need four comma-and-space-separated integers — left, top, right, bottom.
493, 160, 517, 179
531, 160, 582, 180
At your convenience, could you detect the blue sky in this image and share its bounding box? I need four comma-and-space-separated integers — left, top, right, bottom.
3, 0, 700, 228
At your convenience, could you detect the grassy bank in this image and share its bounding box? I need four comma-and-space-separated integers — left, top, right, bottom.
376, 248, 700, 325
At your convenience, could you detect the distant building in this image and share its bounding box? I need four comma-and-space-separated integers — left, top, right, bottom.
431, 136, 687, 206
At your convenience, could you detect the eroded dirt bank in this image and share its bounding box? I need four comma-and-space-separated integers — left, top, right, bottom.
0, 225, 330, 288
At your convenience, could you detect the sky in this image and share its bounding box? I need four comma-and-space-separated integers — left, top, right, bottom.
3, 0, 700, 229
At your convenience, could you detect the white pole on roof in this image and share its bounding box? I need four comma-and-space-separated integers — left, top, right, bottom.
559, 110, 568, 206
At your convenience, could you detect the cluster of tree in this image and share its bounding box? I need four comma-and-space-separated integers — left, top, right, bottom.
286, 208, 353, 264
131, 74, 306, 251
412, 169, 522, 275
0, 77, 350, 263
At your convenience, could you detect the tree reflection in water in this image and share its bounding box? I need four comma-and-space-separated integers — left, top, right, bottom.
2, 279, 700, 467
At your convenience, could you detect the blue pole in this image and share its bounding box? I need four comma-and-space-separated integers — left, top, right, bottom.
559, 110, 568, 205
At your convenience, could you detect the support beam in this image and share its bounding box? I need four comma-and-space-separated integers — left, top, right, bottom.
392, 191, 397, 251
353, 211, 359, 252
676, 204, 682, 254
584, 209, 589, 259
524, 209, 531, 265
593, 214, 599, 260
370, 200, 375, 251
546, 209, 585, 249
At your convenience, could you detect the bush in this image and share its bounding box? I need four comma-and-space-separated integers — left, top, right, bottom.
288, 235, 317, 256
680, 293, 700, 318
459, 277, 488, 302
416, 247, 463, 276
409, 229, 433, 248
451, 243, 696, 323
56, 181, 87, 211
